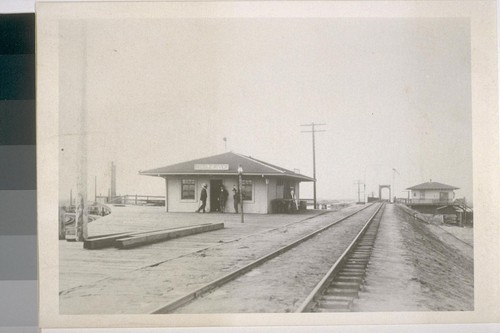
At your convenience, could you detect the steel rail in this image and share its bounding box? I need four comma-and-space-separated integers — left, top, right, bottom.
295, 202, 385, 312
151, 202, 379, 314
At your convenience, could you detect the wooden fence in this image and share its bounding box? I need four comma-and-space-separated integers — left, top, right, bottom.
96, 195, 165, 206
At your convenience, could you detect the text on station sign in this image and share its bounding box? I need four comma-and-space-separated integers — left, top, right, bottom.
194, 164, 230, 171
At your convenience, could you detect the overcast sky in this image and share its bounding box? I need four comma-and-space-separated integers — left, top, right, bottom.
59, 17, 472, 203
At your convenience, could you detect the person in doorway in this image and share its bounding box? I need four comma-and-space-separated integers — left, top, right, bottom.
219, 185, 229, 213
196, 184, 208, 213
290, 187, 298, 212
232, 185, 240, 213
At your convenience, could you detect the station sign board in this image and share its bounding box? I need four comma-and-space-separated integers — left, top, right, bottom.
194, 164, 230, 171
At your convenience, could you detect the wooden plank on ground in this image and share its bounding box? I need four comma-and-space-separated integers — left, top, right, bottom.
115, 223, 225, 249
83, 224, 211, 249
84, 232, 135, 249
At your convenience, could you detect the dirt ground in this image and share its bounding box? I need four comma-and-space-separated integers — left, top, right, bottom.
59, 205, 364, 314
398, 207, 473, 310
173, 204, 382, 313
175, 203, 473, 313
354, 204, 473, 311
59, 203, 473, 314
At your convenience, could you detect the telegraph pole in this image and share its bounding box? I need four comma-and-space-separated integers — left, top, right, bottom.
392, 168, 399, 203
301, 123, 326, 209
70, 22, 89, 242
354, 180, 364, 204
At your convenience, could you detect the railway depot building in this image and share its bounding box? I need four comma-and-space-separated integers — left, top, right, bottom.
405, 181, 472, 225
406, 181, 459, 207
139, 152, 314, 214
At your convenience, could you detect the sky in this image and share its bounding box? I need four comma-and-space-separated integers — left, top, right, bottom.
59, 17, 472, 203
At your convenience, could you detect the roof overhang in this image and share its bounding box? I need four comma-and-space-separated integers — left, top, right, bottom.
139, 171, 314, 182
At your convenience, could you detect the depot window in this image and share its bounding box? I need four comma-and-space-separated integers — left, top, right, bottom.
242, 179, 253, 201
181, 179, 195, 200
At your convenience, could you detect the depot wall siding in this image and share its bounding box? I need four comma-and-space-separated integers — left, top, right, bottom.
224, 176, 268, 214
412, 189, 454, 200
164, 175, 272, 214
165, 176, 205, 212
245, 177, 268, 214
267, 178, 278, 212
266, 178, 300, 200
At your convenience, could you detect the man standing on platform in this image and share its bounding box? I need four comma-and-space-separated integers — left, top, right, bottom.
232, 185, 240, 213
196, 184, 208, 213
219, 185, 228, 213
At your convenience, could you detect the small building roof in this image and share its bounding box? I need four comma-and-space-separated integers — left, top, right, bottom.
406, 181, 459, 191
139, 152, 314, 181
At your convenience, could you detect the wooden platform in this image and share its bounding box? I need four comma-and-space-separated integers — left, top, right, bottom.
59, 205, 328, 292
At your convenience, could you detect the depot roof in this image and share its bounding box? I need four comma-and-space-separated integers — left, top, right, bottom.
139, 152, 314, 181
406, 181, 459, 191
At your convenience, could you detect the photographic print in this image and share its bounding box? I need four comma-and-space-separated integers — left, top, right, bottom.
37, 0, 499, 328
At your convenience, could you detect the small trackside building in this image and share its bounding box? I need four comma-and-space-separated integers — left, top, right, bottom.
139, 152, 314, 214
405, 181, 472, 225
406, 181, 459, 205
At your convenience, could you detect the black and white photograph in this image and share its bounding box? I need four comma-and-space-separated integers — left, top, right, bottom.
36, 0, 499, 328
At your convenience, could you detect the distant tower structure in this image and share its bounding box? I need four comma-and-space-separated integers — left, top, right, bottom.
110, 161, 117, 198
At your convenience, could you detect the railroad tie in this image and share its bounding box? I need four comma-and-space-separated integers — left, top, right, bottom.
325, 286, 359, 297
336, 276, 364, 283
316, 297, 352, 311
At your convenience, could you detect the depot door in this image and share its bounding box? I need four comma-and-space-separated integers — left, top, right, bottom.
210, 180, 223, 212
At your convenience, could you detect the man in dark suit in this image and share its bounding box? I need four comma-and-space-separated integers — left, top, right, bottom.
232, 185, 240, 213
219, 185, 229, 213
196, 184, 208, 213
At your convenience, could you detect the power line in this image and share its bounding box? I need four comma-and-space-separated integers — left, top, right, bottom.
301, 122, 326, 209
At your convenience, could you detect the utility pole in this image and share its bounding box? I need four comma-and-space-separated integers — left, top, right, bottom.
354, 180, 364, 204
110, 162, 116, 198
68, 23, 89, 242
363, 183, 366, 204
223, 137, 227, 152
301, 122, 326, 209
392, 168, 399, 203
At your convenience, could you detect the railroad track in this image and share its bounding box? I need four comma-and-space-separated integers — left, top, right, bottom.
296, 202, 386, 312
151, 202, 381, 314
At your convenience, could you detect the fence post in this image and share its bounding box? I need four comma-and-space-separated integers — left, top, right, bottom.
135, 194, 138, 205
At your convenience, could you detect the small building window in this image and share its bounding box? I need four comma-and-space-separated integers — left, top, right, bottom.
181, 179, 195, 200
242, 179, 253, 201
413, 192, 417, 197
